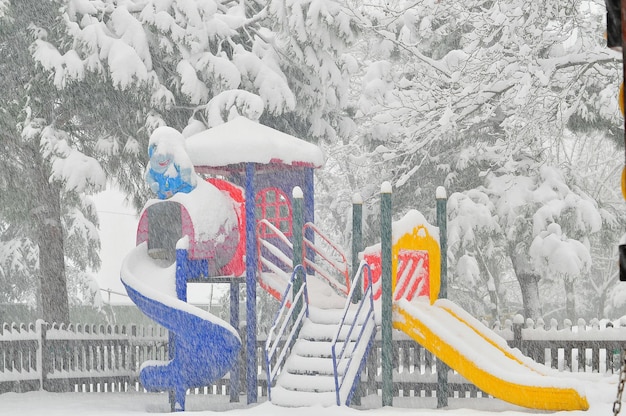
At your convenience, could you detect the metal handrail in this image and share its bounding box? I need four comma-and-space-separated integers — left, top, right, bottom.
330, 261, 376, 405
264, 265, 309, 401
302, 222, 350, 295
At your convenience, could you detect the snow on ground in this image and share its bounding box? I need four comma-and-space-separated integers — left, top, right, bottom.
0, 377, 620, 416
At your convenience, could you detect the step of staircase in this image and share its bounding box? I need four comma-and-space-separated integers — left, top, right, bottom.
277, 371, 337, 392
308, 305, 370, 325
299, 320, 364, 343
270, 385, 338, 407
284, 354, 338, 376
291, 339, 354, 358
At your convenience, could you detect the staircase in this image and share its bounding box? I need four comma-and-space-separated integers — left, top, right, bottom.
267, 263, 376, 407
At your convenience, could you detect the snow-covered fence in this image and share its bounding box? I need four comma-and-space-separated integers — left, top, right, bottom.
0, 320, 168, 394
494, 316, 626, 373
2, 317, 625, 398
361, 334, 489, 399
358, 318, 626, 399
0, 322, 40, 394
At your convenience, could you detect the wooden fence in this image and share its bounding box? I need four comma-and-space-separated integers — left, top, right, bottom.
1, 318, 625, 399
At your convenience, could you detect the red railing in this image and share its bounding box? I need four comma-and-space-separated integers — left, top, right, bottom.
302, 222, 350, 296
256, 219, 293, 301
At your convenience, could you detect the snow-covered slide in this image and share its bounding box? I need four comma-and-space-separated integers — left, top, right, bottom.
121, 242, 241, 411
393, 298, 589, 411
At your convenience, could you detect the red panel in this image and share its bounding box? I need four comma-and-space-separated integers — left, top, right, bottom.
363, 251, 382, 300
362, 249, 430, 302
395, 249, 429, 302
207, 178, 246, 276
136, 210, 149, 246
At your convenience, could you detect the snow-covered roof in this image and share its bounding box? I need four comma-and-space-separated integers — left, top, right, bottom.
185, 117, 325, 170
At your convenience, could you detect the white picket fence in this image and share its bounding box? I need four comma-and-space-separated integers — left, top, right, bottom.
1, 316, 625, 397
0, 320, 167, 393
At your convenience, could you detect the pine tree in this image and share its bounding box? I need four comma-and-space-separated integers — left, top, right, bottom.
0, 0, 105, 323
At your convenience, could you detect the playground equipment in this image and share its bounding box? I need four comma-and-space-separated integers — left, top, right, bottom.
258, 188, 376, 406
122, 117, 589, 412
122, 117, 338, 410
121, 242, 241, 411
366, 185, 588, 411
393, 298, 589, 411
121, 127, 245, 411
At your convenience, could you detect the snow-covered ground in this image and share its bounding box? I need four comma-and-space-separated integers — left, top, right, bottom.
0, 377, 620, 416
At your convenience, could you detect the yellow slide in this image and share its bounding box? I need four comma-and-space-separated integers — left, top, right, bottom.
393, 298, 589, 411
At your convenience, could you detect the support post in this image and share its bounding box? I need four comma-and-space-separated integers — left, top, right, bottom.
436, 187, 447, 299
622, 0, 626, 168
244, 163, 257, 404
229, 280, 240, 402
292, 187, 304, 321
303, 168, 316, 273
172, 248, 188, 411
352, 193, 363, 302
351, 192, 364, 406
380, 182, 393, 407
37, 319, 47, 391
436, 186, 448, 408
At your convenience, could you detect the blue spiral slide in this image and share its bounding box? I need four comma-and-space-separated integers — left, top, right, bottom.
121, 243, 241, 411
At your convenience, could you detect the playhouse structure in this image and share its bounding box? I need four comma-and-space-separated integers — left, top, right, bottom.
121, 116, 589, 412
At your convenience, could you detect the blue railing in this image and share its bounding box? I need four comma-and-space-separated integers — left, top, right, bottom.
331, 261, 376, 406
264, 265, 309, 401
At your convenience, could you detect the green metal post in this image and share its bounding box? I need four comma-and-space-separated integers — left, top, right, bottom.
436, 186, 448, 408
352, 193, 363, 302
351, 192, 364, 406
436, 186, 448, 299
381, 182, 393, 407
292, 187, 304, 322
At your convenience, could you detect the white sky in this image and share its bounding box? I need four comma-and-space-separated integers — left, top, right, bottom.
93, 187, 138, 304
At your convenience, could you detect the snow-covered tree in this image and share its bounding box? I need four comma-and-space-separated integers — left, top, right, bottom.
337, 0, 623, 319
552, 131, 626, 319
448, 158, 603, 320
23, 0, 362, 222
1, 0, 359, 320
2, 0, 624, 324
41, 0, 359, 139
0, 0, 105, 323
447, 189, 507, 320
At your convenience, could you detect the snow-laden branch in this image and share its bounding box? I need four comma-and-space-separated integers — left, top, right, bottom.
371, 27, 452, 80
539, 47, 619, 73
